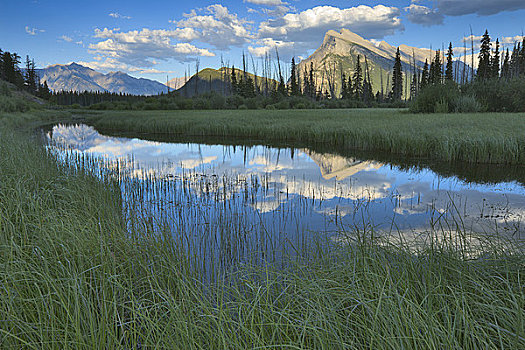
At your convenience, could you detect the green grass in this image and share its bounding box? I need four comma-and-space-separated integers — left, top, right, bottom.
1, 118, 525, 348
81, 108, 525, 165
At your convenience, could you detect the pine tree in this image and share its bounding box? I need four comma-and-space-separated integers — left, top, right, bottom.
445, 43, 454, 82
290, 57, 299, 96
391, 48, 403, 101
520, 37, 525, 76
410, 73, 418, 100
24, 55, 38, 94
477, 30, 492, 80
429, 50, 442, 85
230, 66, 238, 95
341, 73, 348, 99
491, 38, 500, 78
352, 55, 363, 100
309, 62, 315, 98
510, 43, 520, 78
420, 59, 429, 90
501, 49, 510, 80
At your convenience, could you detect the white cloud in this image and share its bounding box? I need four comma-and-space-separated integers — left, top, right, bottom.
248, 38, 295, 57
251, 5, 403, 58
25, 26, 45, 35
244, 0, 290, 16
89, 27, 215, 67
60, 35, 73, 42
172, 4, 253, 49
109, 12, 132, 20
258, 5, 402, 42
405, 4, 444, 26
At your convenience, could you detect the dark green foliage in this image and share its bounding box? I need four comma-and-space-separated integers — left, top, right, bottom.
501, 49, 511, 80
353, 55, 363, 99
464, 78, 525, 112
420, 60, 429, 90
445, 43, 454, 82
409, 83, 460, 113
491, 39, 500, 78
477, 30, 492, 80
289, 57, 300, 96
429, 50, 442, 85
391, 48, 403, 101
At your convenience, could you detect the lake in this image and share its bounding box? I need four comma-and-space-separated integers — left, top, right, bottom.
46, 124, 525, 270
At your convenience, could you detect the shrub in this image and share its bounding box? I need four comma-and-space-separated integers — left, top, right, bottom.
463, 78, 525, 112
454, 95, 481, 113
410, 83, 459, 113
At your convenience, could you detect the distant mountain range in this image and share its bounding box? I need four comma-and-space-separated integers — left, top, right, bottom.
37, 63, 167, 95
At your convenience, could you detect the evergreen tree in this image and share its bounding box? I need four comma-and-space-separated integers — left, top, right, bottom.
391, 48, 403, 101
477, 30, 492, 80
510, 43, 520, 78
429, 50, 442, 85
520, 37, 525, 76
230, 66, 238, 94
362, 57, 374, 104
491, 38, 500, 78
501, 49, 510, 80
341, 73, 348, 99
420, 59, 429, 90
352, 55, 363, 100
289, 57, 299, 96
445, 43, 454, 82
25, 55, 38, 94
346, 74, 353, 100
309, 62, 315, 98
410, 73, 418, 100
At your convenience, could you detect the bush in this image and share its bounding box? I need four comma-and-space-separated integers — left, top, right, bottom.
410, 83, 459, 113
464, 78, 525, 112
238, 104, 248, 110
265, 104, 276, 110
454, 95, 481, 113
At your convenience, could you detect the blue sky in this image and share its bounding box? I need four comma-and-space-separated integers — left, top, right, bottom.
1, 0, 524, 82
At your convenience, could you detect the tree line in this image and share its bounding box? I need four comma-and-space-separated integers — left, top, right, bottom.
410, 30, 525, 113
0, 48, 51, 99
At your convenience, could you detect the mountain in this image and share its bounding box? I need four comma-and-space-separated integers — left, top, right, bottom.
176, 67, 277, 97
37, 63, 167, 95
305, 149, 382, 181
168, 77, 189, 90
296, 29, 470, 98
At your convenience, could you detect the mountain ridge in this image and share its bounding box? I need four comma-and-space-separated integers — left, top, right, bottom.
37, 63, 167, 95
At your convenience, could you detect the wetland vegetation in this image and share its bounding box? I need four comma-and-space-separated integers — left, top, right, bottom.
1, 109, 524, 348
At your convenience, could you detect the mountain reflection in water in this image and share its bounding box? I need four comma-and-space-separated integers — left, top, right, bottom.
47, 124, 525, 245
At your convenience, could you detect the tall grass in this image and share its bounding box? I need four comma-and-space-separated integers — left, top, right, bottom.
1, 125, 524, 348
83, 109, 525, 165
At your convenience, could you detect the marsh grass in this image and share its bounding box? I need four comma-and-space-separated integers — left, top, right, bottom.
1, 123, 525, 348
82, 109, 525, 165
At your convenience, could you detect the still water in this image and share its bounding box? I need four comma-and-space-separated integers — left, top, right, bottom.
47, 124, 525, 265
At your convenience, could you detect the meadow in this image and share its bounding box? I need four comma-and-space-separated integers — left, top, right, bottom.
1, 109, 525, 348
81, 108, 525, 165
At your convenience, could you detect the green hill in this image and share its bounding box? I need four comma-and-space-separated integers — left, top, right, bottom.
176, 67, 278, 97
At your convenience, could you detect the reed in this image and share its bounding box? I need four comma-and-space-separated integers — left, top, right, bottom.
1, 122, 524, 348
81, 109, 525, 165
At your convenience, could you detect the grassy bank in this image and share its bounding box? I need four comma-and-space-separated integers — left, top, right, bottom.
1, 120, 525, 348
82, 109, 525, 165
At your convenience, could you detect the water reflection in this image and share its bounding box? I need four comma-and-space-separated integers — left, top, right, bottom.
47, 124, 525, 246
